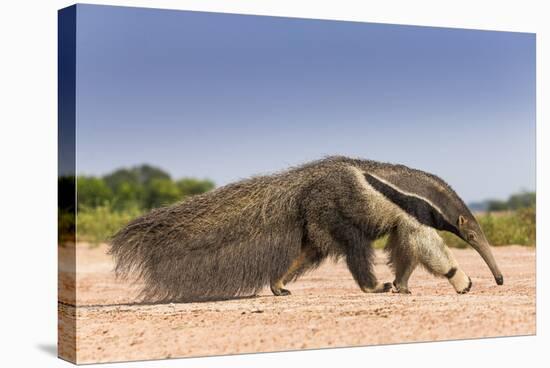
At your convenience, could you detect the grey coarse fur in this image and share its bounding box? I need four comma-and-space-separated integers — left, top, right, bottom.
109, 156, 499, 302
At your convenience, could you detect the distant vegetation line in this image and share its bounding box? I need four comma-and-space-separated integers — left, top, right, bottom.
74, 164, 214, 212
468, 191, 535, 212
59, 164, 536, 247
58, 164, 215, 243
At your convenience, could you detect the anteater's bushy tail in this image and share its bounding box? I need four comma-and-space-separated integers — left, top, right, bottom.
108, 205, 302, 303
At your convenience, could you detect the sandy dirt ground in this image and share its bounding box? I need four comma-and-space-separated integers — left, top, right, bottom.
58, 243, 535, 364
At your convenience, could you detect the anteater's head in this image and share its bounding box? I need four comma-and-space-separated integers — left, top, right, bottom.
364, 166, 504, 286
456, 213, 503, 285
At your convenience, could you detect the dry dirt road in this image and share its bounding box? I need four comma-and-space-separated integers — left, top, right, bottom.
58, 243, 536, 364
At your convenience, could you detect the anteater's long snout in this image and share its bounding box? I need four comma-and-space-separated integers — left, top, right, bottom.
472, 239, 504, 286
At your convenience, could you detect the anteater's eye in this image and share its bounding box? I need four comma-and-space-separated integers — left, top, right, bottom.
467, 232, 477, 241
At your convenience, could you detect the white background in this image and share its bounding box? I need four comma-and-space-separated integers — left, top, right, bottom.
0, 1, 546, 367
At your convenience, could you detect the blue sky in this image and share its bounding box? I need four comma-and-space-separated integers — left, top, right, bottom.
73, 4, 535, 203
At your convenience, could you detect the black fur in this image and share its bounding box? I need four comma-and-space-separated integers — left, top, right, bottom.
444, 267, 458, 279
458, 277, 473, 294
364, 173, 460, 236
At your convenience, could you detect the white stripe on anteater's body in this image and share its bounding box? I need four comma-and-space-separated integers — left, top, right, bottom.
348, 166, 472, 293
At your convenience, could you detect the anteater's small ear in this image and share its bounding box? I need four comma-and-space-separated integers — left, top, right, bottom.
458, 215, 468, 227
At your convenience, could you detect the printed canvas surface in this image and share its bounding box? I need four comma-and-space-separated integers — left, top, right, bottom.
58, 4, 536, 364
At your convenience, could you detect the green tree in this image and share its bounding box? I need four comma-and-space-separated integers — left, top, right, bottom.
144, 178, 182, 209
507, 191, 536, 210
176, 178, 215, 196
486, 191, 536, 212
104, 165, 172, 210
487, 199, 508, 212
104, 164, 171, 190
110, 181, 144, 211
77, 176, 113, 209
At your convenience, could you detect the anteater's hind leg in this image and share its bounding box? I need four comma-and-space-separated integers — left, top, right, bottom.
411, 226, 472, 294
270, 246, 323, 296
385, 229, 418, 294
270, 251, 308, 296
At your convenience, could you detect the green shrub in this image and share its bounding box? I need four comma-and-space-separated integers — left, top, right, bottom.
77, 204, 143, 246
77, 176, 113, 209
177, 178, 215, 196
478, 207, 536, 246
144, 178, 182, 209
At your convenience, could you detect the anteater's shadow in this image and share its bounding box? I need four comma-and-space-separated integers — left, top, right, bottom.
72, 294, 266, 308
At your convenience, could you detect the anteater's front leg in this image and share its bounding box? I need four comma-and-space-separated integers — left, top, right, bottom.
385, 229, 418, 294
414, 227, 472, 294
334, 223, 392, 293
